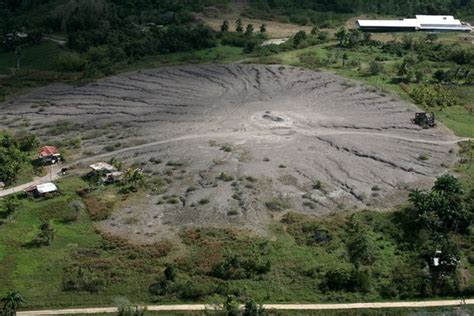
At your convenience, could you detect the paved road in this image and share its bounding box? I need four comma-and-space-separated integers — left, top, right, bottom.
0, 131, 471, 199
16, 299, 474, 315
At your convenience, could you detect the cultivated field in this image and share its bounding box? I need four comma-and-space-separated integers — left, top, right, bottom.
0, 65, 461, 243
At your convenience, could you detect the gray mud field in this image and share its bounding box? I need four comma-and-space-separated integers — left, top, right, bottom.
1, 64, 461, 243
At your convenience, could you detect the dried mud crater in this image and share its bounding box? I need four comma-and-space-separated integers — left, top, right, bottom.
1, 64, 461, 243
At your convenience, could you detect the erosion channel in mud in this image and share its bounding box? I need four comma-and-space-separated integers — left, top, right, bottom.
1, 64, 460, 243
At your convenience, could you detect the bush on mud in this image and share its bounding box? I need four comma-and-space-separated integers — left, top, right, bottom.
265, 197, 289, 212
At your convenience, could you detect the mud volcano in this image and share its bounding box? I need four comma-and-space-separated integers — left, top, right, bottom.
1, 64, 461, 242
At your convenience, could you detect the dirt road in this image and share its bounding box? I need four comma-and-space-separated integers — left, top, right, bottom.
16, 299, 474, 315
0, 165, 62, 198
0, 130, 469, 200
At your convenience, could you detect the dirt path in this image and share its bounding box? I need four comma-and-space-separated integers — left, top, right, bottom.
16, 299, 474, 315
0, 130, 470, 199
0, 165, 62, 198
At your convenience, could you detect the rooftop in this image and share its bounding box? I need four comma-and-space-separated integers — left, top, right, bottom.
89, 162, 117, 172
26, 182, 58, 194
357, 15, 472, 31
39, 146, 60, 158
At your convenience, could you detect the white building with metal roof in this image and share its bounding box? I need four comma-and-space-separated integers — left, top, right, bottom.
357, 15, 472, 32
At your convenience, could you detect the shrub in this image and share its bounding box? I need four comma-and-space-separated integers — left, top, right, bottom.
369, 60, 383, 75
83, 196, 113, 220
220, 144, 233, 152
265, 197, 289, 212
62, 266, 104, 293
217, 172, 234, 182
418, 154, 429, 161
321, 266, 353, 291
57, 52, 86, 72
199, 198, 210, 205
409, 84, 458, 109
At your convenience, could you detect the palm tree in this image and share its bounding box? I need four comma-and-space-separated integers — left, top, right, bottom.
1, 291, 25, 316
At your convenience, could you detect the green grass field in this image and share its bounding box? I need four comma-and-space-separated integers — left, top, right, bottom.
1, 176, 472, 309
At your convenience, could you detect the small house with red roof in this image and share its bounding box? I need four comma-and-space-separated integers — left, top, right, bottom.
38, 146, 61, 164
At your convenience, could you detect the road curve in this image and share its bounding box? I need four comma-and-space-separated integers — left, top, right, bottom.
17, 299, 474, 315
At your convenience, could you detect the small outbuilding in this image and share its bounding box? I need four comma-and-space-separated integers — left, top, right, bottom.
25, 182, 58, 198
89, 162, 117, 173
89, 162, 123, 183
38, 146, 61, 165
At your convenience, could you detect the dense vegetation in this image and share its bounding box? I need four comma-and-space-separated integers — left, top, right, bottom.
0, 132, 41, 185
0, 173, 472, 309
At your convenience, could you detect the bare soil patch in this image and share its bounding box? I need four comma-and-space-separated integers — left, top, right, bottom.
0, 64, 460, 243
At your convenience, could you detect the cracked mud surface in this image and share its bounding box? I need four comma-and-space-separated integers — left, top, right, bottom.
1, 64, 461, 243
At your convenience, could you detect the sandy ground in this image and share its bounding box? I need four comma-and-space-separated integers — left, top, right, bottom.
0, 65, 461, 243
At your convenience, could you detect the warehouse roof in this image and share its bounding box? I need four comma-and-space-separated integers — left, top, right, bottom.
357, 15, 472, 31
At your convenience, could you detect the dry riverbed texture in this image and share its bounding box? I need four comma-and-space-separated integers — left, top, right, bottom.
0, 64, 461, 243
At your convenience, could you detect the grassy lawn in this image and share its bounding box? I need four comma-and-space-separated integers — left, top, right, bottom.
0, 177, 105, 307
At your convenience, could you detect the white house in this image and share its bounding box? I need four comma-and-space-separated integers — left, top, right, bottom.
357, 15, 472, 32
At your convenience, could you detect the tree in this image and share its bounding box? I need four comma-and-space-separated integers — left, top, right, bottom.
220, 20, 229, 33
346, 217, 377, 266
335, 27, 348, 46
259, 23, 266, 34
347, 29, 362, 47
37, 220, 55, 245
1, 291, 24, 316
69, 200, 84, 222
2, 196, 21, 217
341, 52, 348, 67
310, 26, 320, 36
293, 31, 306, 48
409, 174, 470, 233
369, 60, 383, 75
14, 46, 23, 70
235, 18, 243, 33
243, 299, 266, 316
57, 52, 86, 72
124, 168, 145, 189
245, 24, 254, 36
164, 264, 176, 282
397, 55, 417, 83
0, 133, 28, 185
222, 295, 239, 316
